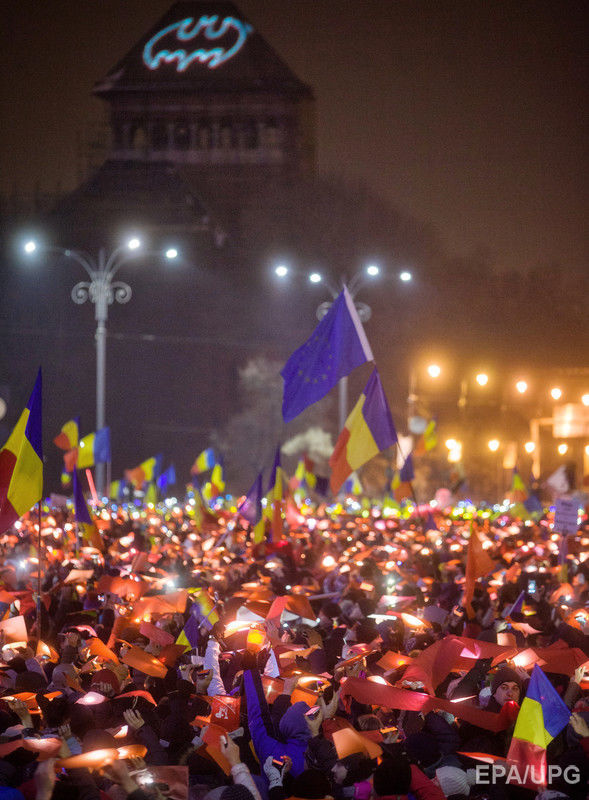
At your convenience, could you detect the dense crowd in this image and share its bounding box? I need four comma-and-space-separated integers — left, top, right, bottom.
0, 499, 587, 800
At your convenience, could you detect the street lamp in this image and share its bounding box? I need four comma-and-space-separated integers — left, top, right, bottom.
515, 380, 528, 394
476, 373, 489, 387
427, 364, 441, 379
24, 238, 178, 496
275, 262, 385, 430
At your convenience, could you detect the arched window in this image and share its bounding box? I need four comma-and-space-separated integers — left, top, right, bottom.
131, 121, 147, 151
220, 118, 236, 149
151, 121, 167, 151
198, 121, 212, 149
242, 120, 258, 149
264, 117, 280, 147
174, 120, 190, 151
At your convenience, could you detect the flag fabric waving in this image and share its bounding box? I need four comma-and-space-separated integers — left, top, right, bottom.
192, 448, 215, 474
506, 665, 570, 789
464, 524, 495, 616
281, 285, 374, 423
157, 465, 176, 493
64, 427, 111, 471
238, 472, 264, 525
53, 418, 79, 451
125, 454, 162, 489
264, 447, 286, 541
202, 463, 225, 503
329, 368, 397, 493
507, 467, 528, 503
73, 469, 103, 551
0, 370, 43, 535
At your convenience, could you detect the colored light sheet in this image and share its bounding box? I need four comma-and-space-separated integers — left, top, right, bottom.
143, 16, 252, 71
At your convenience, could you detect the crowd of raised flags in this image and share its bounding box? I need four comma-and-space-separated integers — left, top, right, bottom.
0, 288, 587, 800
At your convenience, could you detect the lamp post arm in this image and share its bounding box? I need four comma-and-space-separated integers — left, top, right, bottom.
104, 248, 141, 280
44, 246, 96, 282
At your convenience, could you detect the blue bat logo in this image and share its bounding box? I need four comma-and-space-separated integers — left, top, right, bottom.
143, 15, 252, 71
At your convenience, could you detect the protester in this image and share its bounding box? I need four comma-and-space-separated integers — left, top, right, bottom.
0, 495, 587, 800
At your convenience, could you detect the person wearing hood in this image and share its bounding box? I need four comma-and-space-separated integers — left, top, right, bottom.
243, 668, 311, 777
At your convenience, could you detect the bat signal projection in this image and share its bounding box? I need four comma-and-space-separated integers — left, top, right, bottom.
143, 15, 252, 71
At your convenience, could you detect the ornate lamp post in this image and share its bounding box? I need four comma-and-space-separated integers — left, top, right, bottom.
24, 238, 178, 495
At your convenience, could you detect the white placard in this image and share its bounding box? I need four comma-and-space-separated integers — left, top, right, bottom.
553, 498, 579, 535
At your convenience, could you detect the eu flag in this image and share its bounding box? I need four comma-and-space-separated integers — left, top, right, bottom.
281, 285, 374, 422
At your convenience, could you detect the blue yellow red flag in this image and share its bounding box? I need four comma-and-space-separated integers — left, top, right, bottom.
329, 368, 397, 493
53, 418, 79, 451
0, 370, 43, 535
506, 665, 570, 788
192, 448, 215, 474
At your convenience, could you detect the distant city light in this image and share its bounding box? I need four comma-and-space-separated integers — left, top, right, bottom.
309, 272, 322, 283
165, 248, 178, 260
550, 387, 562, 401
275, 264, 288, 277
127, 237, 141, 250
366, 264, 380, 277
488, 439, 500, 452
427, 364, 441, 379
399, 271, 412, 282
582, 394, 589, 407
476, 373, 489, 387
24, 240, 37, 254
445, 438, 457, 450
557, 443, 568, 455
524, 441, 535, 454
515, 380, 528, 394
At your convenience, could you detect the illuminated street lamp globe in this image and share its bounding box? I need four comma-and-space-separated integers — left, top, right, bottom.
516, 380, 528, 394
476, 373, 489, 387
488, 439, 500, 452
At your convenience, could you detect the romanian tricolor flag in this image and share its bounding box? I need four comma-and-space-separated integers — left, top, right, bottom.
202, 463, 225, 502
125, 454, 162, 489
73, 469, 103, 552
414, 419, 437, 455
506, 665, 570, 789
109, 479, 127, 502
191, 448, 215, 474
0, 370, 43, 535
329, 368, 397, 493
294, 456, 317, 491
264, 447, 286, 541
176, 613, 200, 652
343, 473, 363, 495
507, 467, 528, 503
188, 589, 219, 630
53, 418, 79, 451
64, 427, 111, 471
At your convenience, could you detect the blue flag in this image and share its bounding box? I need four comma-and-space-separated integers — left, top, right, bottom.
281, 285, 374, 422
400, 453, 414, 482
157, 465, 176, 492
238, 472, 263, 524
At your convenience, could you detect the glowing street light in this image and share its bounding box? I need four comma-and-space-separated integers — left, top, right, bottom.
550, 387, 562, 401
275, 264, 288, 278
23, 236, 178, 496
488, 439, 500, 452
399, 271, 412, 282
582, 394, 589, 407
515, 380, 528, 394
557, 443, 568, 455
366, 264, 380, 277
427, 364, 441, 379
524, 441, 535, 454
476, 373, 489, 387
445, 439, 457, 450
309, 272, 322, 284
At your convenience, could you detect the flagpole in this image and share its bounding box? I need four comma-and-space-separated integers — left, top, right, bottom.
36, 500, 42, 640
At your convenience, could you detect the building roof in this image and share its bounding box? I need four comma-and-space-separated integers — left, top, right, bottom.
94, 1, 313, 99
47, 159, 209, 235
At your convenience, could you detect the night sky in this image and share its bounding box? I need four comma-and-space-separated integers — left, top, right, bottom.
1, 0, 587, 273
